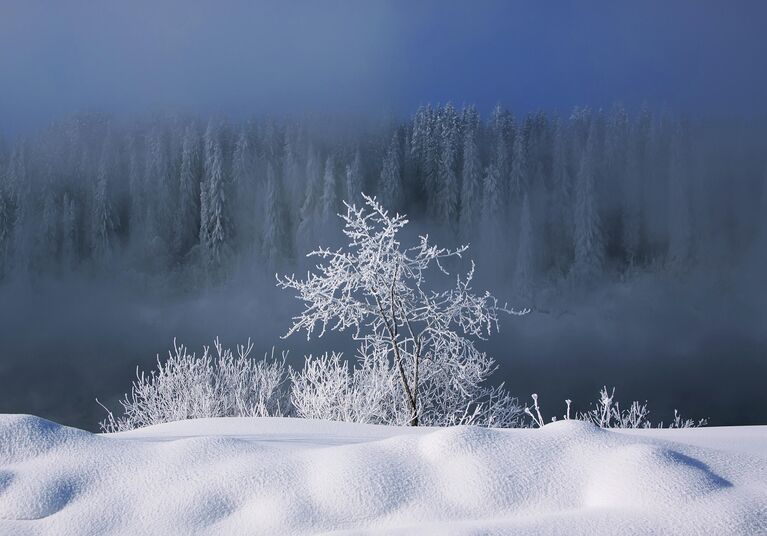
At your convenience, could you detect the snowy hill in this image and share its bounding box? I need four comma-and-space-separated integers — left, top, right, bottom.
0, 415, 765, 535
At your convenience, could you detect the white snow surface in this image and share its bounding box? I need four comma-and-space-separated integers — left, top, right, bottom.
0, 415, 765, 535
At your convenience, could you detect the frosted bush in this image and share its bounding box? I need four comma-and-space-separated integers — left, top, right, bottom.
101, 334, 523, 431
290, 341, 524, 428
289, 347, 402, 425
524, 386, 707, 429
98, 338, 289, 432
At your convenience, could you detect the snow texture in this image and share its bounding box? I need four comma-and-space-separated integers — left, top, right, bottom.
0, 415, 765, 535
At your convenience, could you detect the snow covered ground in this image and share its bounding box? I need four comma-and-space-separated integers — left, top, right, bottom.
0, 415, 765, 535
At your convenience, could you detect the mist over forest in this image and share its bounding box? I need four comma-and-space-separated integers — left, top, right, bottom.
0, 104, 765, 430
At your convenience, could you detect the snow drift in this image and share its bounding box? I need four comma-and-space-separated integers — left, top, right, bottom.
0, 415, 765, 535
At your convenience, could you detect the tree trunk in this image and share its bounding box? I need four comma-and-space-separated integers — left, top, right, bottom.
391, 344, 418, 426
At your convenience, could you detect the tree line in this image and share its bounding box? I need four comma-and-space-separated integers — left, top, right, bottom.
0, 105, 764, 294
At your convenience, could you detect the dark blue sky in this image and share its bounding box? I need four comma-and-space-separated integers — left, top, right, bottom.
1, 1, 766, 136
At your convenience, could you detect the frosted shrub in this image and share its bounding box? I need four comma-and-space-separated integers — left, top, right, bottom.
290, 341, 524, 428
98, 338, 289, 432
289, 346, 403, 425
578, 387, 649, 428
667, 410, 708, 429
415, 347, 524, 427
213, 340, 289, 418
524, 386, 707, 429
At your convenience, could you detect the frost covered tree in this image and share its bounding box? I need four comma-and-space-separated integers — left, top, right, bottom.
143, 126, 170, 247
282, 127, 303, 213
461, 104, 481, 135
509, 126, 528, 202
572, 121, 604, 280
231, 123, 259, 252
277, 195, 527, 426
549, 118, 573, 272
127, 133, 144, 237
622, 132, 642, 267
512, 195, 534, 302
202, 121, 230, 269
176, 124, 201, 256
91, 139, 118, 261
60, 193, 78, 269
481, 163, 502, 245
435, 104, 459, 225
321, 155, 339, 222
667, 125, 692, 268
345, 148, 363, 205
262, 162, 289, 269
0, 188, 10, 276
422, 106, 441, 214
6, 144, 30, 273
0, 144, 20, 275
39, 188, 59, 264
232, 125, 255, 188
297, 146, 322, 251
605, 105, 629, 185
410, 106, 427, 176
459, 126, 482, 242
491, 104, 512, 193
378, 133, 401, 210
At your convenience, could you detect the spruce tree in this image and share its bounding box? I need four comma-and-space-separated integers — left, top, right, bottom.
572, 121, 604, 280
203, 123, 229, 268
0, 188, 9, 276
491, 104, 513, 199
550, 118, 573, 273
282, 127, 303, 215
176, 124, 201, 256
127, 133, 143, 239
7, 145, 28, 264
509, 126, 528, 201
410, 106, 427, 172
667, 124, 692, 268
606, 105, 629, 191
297, 146, 322, 250
459, 127, 481, 242
61, 192, 78, 270
379, 133, 401, 210
345, 149, 363, 205
321, 155, 339, 222
232, 126, 254, 187
435, 103, 459, 226
40, 188, 58, 265
423, 105, 440, 213
92, 143, 118, 262
144, 126, 170, 246
622, 131, 642, 267
481, 163, 502, 244
513, 194, 534, 301
262, 162, 288, 269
